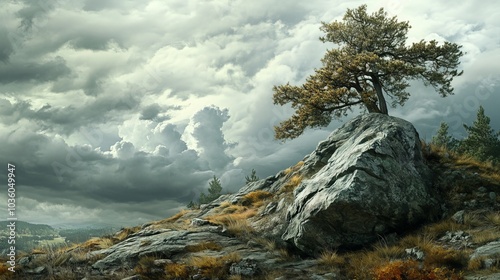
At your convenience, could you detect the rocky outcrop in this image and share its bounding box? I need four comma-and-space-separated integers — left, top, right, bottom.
282, 113, 440, 255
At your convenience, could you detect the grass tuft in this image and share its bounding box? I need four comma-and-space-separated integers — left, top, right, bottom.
280, 174, 303, 193
240, 190, 273, 207
185, 241, 222, 252
317, 251, 346, 268
164, 262, 189, 280
187, 252, 241, 279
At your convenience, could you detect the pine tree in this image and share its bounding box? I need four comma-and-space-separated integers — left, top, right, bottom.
198, 176, 223, 205
459, 106, 500, 162
431, 122, 456, 149
273, 5, 463, 140
186, 200, 196, 209
245, 169, 260, 184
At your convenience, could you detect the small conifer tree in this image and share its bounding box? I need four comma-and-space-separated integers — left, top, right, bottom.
431, 122, 456, 149
458, 106, 500, 162
245, 169, 260, 184
198, 176, 223, 205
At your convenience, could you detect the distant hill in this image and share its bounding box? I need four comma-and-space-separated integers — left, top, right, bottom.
0, 221, 115, 254
0, 220, 57, 236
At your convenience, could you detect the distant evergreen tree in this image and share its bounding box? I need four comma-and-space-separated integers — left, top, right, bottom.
431, 122, 459, 150
245, 169, 260, 184
458, 106, 500, 162
186, 200, 196, 209
198, 176, 223, 205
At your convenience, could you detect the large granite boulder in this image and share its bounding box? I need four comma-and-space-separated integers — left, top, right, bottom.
282, 113, 440, 255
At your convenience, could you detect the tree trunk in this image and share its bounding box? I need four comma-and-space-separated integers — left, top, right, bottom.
372, 76, 388, 115
365, 101, 381, 113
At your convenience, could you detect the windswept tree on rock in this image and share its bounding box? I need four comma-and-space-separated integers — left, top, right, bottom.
273, 5, 463, 140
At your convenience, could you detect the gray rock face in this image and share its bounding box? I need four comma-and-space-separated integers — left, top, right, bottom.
92, 229, 241, 271
470, 240, 500, 260
282, 113, 440, 255
229, 259, 259, 276
452, 210, 465, 224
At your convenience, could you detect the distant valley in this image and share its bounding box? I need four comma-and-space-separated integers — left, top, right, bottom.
0, 221, 116, 254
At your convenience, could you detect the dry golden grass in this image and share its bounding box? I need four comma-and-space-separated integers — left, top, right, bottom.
154, 209, 190, 224
0, 263, 10, 276
221, 204, 247, 214
185, 241, 222, 252
422, 141, 500, 183
114, 226, 141, 242
31, 248, 47, 254
424, 219, 468, 239
254, 237, 278, 251
399, 234, 435, 252
464, 212, 488, 227
468, 228, 500, 245
485, 212, 500, 226
341, 230, 468, 280
373, 259, 464, 280
283, 161, 304, 175
276, 248, 296, 261
135, 256, 162, 279
280, 174, 303, 193
423, 245, 468, 269
207, 207, 257, 225
317, 251, 346, 268
164, 263, 189, 280
240, 190, 273, 207
206, 206, 257, 237
187, 252, 241, 279
79, 237, 115, 250
371, 243, 406, 260
467, 257, 485, 271
225, 218, 255, 237
219, 201, 232, 208
67, 249, 92, 263
344, 250, 386, 280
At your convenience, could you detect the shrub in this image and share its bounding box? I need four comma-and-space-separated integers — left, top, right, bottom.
373, 260, 464, 280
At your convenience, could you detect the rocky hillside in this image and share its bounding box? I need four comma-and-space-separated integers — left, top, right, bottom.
2, 113, 499, 280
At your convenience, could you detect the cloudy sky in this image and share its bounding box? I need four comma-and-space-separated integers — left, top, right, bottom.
1, 0, 498, 228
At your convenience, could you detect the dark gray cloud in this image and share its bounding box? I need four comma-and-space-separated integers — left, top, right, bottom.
15, 0, 57, 31
139, 104, 162, 120
0, 56, 70, 84
0, 29, 15, 62
0, 92, 141, 135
